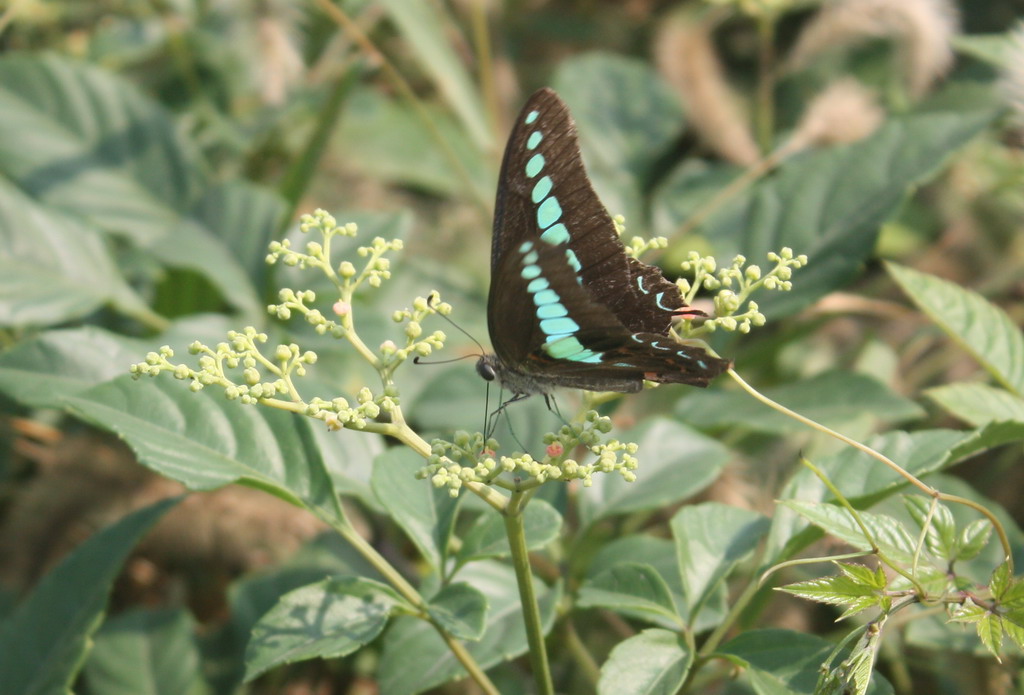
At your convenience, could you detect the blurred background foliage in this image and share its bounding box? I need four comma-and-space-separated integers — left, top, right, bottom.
0, 0, 1023, 693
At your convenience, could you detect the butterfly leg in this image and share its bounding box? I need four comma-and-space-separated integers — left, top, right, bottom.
485, 391, 531, 441
542, 393, 571, 432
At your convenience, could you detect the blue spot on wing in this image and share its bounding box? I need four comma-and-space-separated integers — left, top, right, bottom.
537, 303, 568, 319
532, 176, 552, 204
527, 277, 549, 293
565, 249, 581, 273
526, 154, 544, 178
525, 110, 539, 124
533, 289, 560, 306
540, 316, 579, 336
527, 131, 542, 149
540, 223, 569, 245
537, 196, 562, 229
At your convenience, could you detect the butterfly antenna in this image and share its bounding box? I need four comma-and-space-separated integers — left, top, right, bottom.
427, 291, 489, 356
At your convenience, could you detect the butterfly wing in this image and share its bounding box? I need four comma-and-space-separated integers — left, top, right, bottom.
490, 235, 729, 391
490, 88, 691, 337
488, 88, 729, 392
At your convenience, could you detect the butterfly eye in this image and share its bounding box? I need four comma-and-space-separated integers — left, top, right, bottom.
476, 358, 496, 381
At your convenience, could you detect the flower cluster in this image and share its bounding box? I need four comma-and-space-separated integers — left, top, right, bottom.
418, 412, 640, 497
613, 214, 671, 259
266, 209, 402, 294
678, 247, 807, 336
385, 294, 449, 366
129, 327, 314, 404
304, 386, 399, 431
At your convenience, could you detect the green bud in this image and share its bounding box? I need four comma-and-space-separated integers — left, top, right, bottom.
339, 261, 356, 278
406, 321, 422, 339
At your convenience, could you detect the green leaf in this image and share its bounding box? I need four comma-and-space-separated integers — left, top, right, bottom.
676, 371, 924, 433
371, 448, 459, 572
718, 628, 893, 695
553, 53, 685, 229
0, 179, 149, 327
838, 563, 887, 590
309, 421, 384, 514
976, 613, 1004, 660
426, 583, 487, 641
949, 597, 987, 624
903, 496, 957, 557
586, 536, 728, 632
671, 502, 769, 624
780, 501, 917, 564
596, 629, 692, 695
578, 418, 729, 527
925, 382, 1024, 426
990, 561, 1013, 598
84, 608, 204, 695
952, 421, 1024, 461
822, 616, 888, 695
0, 319, 234, 408
190, 180, 285, 293
888, 262, 1024, 396
0, 53, 261, 319
376, 0, 489, 150
577, 563, 680, 625
1003, 618, 1024, 651
456, 500, 562, 567
660, 85, 997, 317
334, 88, 490, 200
0, 498, 178, 695
0, 327, 147, 407
952, 32, 1021, 68
377, 561, 561, 694
65, 375, 344, 525
204, 535, 387, 691
957, 519, 993, 562
779, 569, 883, 620
765, 429, 975, 565
244, 577, 405, 681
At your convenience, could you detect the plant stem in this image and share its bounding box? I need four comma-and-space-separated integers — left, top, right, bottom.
697, 572, 762, 657
277, 66, 360, 231
562, 620, 601, 686
727, 369, 1014, 568
504, 491, 555, 695
755, 13, 776, 154
314, 0, 490, 216
327, 515, 500, 695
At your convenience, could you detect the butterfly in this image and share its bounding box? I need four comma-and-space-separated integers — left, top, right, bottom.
476, 88, 730, 402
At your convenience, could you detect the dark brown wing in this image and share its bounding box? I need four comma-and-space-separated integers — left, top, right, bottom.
488, 88, 692, 342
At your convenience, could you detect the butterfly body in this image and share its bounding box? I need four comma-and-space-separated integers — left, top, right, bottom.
481, 88, 729, 399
